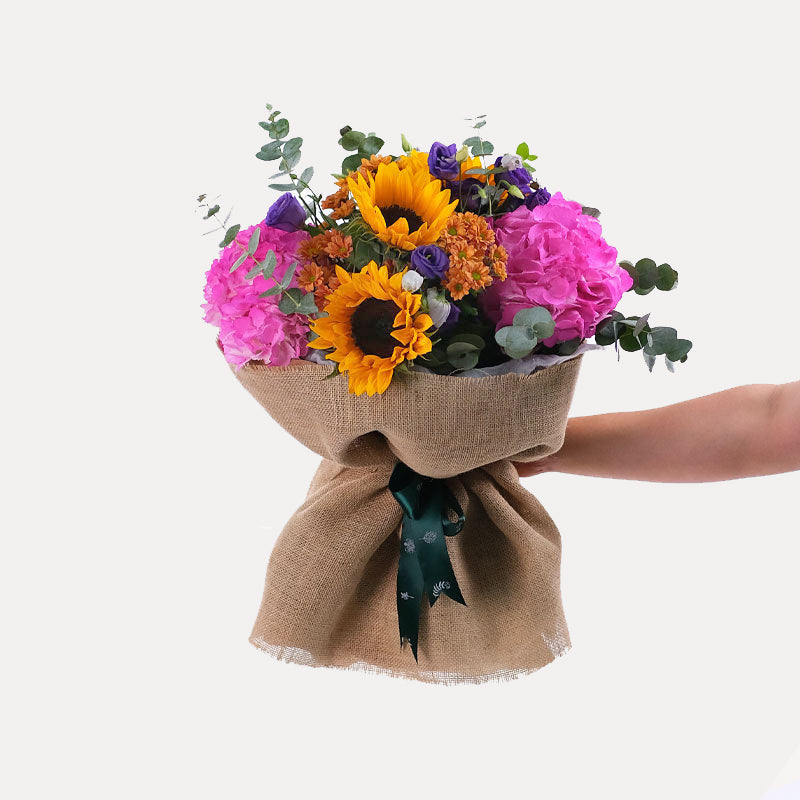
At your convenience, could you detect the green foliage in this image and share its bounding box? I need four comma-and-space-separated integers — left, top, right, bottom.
494, 306, 556, 359
593, 310, 693, 372
514, 141, 538, 173
620, 258, 679, 295
218, 224, 240, 248
337, 124, 385, 173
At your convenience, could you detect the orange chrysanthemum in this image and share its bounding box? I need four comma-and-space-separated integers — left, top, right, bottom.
436, 211, 507, 298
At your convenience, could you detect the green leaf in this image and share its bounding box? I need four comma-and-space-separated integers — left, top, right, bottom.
632, 313, 650, 337
471, 140, 494, 156
203, 204, 220, 219
261, 250, 277, 279
581, 206, 601, 218
278, 288, 303, 314
643, 351, 657, 372
246, 227, 261, 255
619, 332, 644, 352
361, 135, 384, 155
502, 326, 538, 359
280, 261, 298, 289
282, 151, 301, 171
665, 356, 675, 373
218, 224, 240, 248
271, 118, 289, 139
447, 333, 486, 350
666, 338, 692, 362
229, 249, 249, 273
341, 153, 363, 174
516, 142, 530, 159
474, 120, 486, 129
555, 337, 582, 355
635, 258, 658, 291
656, 263, 678, 291
296, 292, 319, 315
462, 136, 482, 148
643, 326, 678, 356
299, 166, 314, 185
447, 341, 480, 371
339, 130, 365, 151
283, 136, 303, 155
513, 306, 554, 330
269, 182, 297, 192
258, 141, 283, 160
259, 284, 283, 297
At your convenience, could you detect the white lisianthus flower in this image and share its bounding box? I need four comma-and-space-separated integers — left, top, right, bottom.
425, 288, 451, 328
401, 269, 424, 292
500, 153, 524, 170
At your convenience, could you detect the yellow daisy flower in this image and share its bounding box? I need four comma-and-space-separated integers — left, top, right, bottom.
308, 261, 433, 396
347, 161, 458, 251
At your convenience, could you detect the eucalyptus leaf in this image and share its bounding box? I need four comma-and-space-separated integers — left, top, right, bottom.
632, 313, 650, 337
296, 292, 319, 315
299, 166, 314, 185
339, 130, 365, 151
643, 351, 657, 372
656, 263, 678, 291
272, 118, 289, 139
283, 137, 303, 155
280, 261, 298, 289
218, 224, 240, 248
269, 182, 297, 192
361, 136, 384, 155
259, 284, 283, 297
246, 227, 261, 256
229, 250, 249, 273
513, 306, 554, 330
341, 153, 363, 174
665, 356, 675, 373
667, 338, 693, 362
635, 258, 658, 291
447, 342, 480, 371
646, 326, 678, 355
447, 333, 486, 350
204, 204, 220, 219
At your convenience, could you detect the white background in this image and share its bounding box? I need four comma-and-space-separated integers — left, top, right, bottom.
2, 1, 799, 798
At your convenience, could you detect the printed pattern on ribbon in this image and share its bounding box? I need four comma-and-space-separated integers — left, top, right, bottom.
389, 461, 467, 662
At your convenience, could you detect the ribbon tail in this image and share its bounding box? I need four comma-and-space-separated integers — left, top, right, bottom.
397, 540, 424, 662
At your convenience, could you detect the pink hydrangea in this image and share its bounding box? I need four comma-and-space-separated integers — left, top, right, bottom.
481, 192, 633, 346
202, 221, 310, 368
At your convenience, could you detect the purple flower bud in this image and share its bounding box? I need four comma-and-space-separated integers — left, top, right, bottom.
493, 156, 532, 195
440, 301, 461, 331
427, 142, 461, 181
524, 187, 552, 209
265, 192, 307, 232
410, 244, 450, 280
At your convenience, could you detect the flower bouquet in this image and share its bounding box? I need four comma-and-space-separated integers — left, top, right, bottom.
200, 106, 691, 683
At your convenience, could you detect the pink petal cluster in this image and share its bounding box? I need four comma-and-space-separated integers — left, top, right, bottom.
481, 192, 633, 346
202, 221, 310, 368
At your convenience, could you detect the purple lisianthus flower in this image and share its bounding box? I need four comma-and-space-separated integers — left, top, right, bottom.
411, 244, 450, 280
427, 142, 460, 181
265, 192, 307, 232
524, 187, 551, 209
440, 301, 461, 332
493, 156, 532, 195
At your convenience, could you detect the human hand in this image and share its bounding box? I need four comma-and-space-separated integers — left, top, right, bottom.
513, 455, 555, 478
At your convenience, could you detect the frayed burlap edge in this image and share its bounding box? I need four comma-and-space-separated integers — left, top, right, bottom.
248, 623, 573, 686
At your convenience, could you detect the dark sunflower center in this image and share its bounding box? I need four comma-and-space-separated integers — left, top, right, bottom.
350, 298, 399, 358
379, 204, 424, 232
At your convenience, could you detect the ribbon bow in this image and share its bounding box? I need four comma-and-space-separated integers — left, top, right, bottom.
389, 462, 467, 662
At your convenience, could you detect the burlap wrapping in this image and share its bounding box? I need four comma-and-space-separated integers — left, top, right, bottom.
229, 353, 583, 684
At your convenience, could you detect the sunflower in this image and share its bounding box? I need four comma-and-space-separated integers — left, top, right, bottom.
308, 261, 433, 396
347, 161, 458, 251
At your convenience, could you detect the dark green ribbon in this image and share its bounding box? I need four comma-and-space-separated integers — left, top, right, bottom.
389, 461, 467, 662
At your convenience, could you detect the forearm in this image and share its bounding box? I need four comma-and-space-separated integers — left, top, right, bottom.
529, 382, 800, 483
